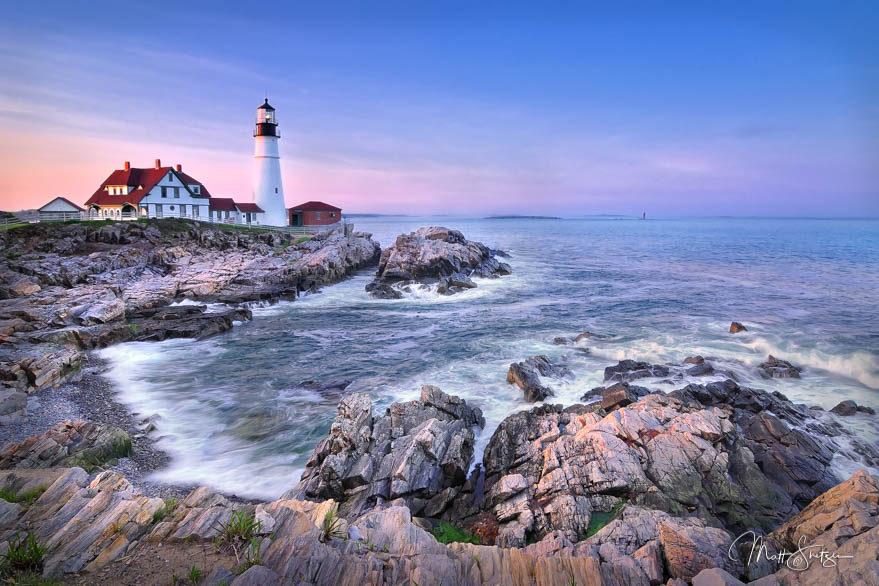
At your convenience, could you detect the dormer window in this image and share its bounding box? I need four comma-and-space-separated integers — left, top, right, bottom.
191, 185, 200, 194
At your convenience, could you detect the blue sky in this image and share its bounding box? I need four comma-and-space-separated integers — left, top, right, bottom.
1, 1, 877, 215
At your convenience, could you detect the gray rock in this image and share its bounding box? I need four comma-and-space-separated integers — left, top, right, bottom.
203, 565, 236, 586
366, 226, 510, 296
758, 355, 801, 379
0, 389, 27, 425
692, 568, 746, 586
829, 399, 857, 416
604, 359, 671, 382
231, 565, 282, 585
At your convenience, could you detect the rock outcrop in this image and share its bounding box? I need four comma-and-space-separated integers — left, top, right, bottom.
474, 378, 878, 549
0, 420, 131, 470
3, 461, 874, 585
365, 226, 511, 298
288, 386, 485, 518
0, 220, 380, 396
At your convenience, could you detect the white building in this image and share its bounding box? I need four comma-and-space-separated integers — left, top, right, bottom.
252, 99, 288, 226
84, 160, 263, 224
38, 197, 84, 221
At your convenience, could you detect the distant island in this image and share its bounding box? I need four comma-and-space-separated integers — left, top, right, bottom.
483, 215, 563, 220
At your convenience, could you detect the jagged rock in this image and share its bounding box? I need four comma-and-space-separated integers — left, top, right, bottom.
366, 226, 510, 297
475, 375, 877, 548
288, 386, 484, 517
204, 565, 236, 586
729, 322, 748, 333
0, 389, 27, 425
758, 355, 801, 379
754, 470, 879, 585
0, 221, 380, 392
506, 355, 572, 403
604, 360, 670, 383
0, 420, 131, 470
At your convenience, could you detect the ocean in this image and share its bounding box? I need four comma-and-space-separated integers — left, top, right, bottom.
99, 216, 879, 498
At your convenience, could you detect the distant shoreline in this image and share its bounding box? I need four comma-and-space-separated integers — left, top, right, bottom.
483, 215, 563, 220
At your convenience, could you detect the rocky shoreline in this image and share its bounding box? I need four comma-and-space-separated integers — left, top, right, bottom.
2, 222, 878, 585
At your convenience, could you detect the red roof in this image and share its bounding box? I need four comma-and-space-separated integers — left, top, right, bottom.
209, 197, 238, 211
236, 202, 264, 213
40, 196, 84, 211
85, 165, 211, 207
288, 201, 342, 211
177, 171, 212, 199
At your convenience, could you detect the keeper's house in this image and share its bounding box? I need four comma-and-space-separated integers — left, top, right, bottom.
288, 201, 342, 226
84, 160, 263, 224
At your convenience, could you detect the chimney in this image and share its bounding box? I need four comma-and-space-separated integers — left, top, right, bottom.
155, 159, 161, 169
175, 164, 182, 172
124, 161, 130, 171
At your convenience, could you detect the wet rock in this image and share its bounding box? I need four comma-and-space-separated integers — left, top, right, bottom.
581, 382, 653, 412
686, 361, 715, 376
128, 306, 252, 341
830, 399, 858, 416
552, 336, 569, 345
506, 355, 572, 402
0, 420, 131, 470
288, 386, 484, 517
604, 359, 670, 383
858, 404, 876, 415
729, 322, 748, 333
758, 355, 802, 379
366, 226, 510, 297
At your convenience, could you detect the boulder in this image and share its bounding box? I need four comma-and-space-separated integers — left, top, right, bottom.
830, 399, 858, 416
604, 359, 670, 383
757, 355, 801, 379
506, 355, 571, 402
288, 386, 484, 517
729, 322, 748, 333
366, 226, 510, 297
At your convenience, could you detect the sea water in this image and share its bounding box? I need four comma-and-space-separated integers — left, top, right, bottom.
99, 217, 879, 498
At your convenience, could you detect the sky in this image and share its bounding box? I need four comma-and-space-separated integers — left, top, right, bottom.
0, 1, 877, 216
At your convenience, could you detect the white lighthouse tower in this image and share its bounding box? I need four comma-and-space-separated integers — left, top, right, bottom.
252, 99, 287, 226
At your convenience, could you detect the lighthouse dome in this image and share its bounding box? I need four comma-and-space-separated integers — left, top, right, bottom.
257, 98, 275, 111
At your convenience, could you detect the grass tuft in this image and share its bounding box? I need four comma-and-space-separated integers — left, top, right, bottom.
1, 532, 47, 576
0, 486, 46, 511
431, 522, 480, 545
319, 508, 346, 543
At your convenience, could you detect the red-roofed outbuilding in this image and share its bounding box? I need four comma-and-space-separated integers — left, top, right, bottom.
288, 201, 342, 226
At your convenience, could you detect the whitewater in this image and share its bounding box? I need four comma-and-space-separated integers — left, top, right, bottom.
99, 216, 879, 498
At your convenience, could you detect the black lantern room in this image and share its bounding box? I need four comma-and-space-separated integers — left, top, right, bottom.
254, 99, 279, 137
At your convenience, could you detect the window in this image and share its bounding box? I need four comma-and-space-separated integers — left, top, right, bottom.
170, 205, 175, 211
330, 212, 336, 218
275, 187, 278, 193
161, 187, 168, 198
191, 185, 200, 194
174, 187, 180, 198
316, 211, 322, 220
193, 206, 199, 217
168, 173, 173, 182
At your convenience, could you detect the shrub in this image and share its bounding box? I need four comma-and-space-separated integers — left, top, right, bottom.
188, 565, 202, 584
431, 522, 479, 545
0, 486, 46, 511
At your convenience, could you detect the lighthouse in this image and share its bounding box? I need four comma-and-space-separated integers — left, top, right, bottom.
252, 99, 287, 226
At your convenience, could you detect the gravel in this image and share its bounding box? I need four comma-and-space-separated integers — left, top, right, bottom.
2, 353, 193, 500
